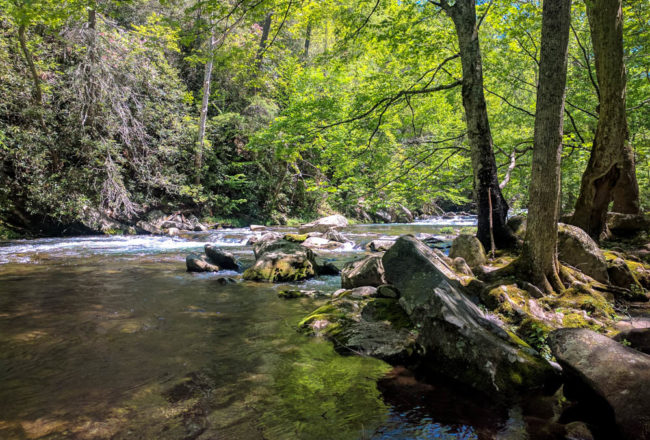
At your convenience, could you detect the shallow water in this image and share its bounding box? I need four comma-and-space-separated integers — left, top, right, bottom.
0, 218, 512, 440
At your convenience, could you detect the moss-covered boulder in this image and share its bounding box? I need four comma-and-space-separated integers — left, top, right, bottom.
557, 224, 609, 284
283, 233, 308, 243
449, 234, 487, 269
607, 212, 650, 238
340, 255, 387, 289
299, 297, 416, 362
549, 328, 650, 440
382, 235, 557, 397
243, 239, 338, 282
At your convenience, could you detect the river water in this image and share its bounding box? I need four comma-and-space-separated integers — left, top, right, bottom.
0, 217, 514, 440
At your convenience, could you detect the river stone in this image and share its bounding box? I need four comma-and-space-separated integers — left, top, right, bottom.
382, 235, 556, 397
252, 232, 284, 257
186, 254, 220, 272
324, 228, 348, 243
548, 328, 650, 440
341, 255, 387, 289
244, 239, 337, 282
303, 236, 341, 249
372, 209, 393, 223
452, 257, 474, 276
557, 224, 609, 284
250, 224, 266, 232
298, 214, 348, 234
613, 328, 650, 355
449, 234, 486, 269
366, 239, 395, 252
204, 245, 239, 271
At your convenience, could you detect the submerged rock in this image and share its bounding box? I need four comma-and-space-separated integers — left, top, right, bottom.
204, 245, 239, 271
298, 214, 348, 234
243, 239, 338, 282
340, 255, 387, 289
557, 224, 609, 284
548, 328, 650, 440
299, 297, 416, 362
449, 234, 486, 269
186, 254, 220, 272
382, 235, 556, 397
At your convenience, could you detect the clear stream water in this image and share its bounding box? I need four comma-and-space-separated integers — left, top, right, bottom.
0, 217, 515, 440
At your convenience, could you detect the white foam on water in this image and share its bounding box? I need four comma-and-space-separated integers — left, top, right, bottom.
413, 216, 477, 226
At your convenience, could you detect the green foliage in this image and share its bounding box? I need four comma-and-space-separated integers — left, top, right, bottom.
0, 0, 648, 231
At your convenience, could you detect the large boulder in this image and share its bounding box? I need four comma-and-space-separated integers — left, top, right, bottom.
205, 245, 239, 271
243, 239, 338, 282
507, 215, 527, 239
548, 328, 650, 440
613, 328, 650, 355
395, 204, 414, 223
298, 214, 348, 234
449, 234, 487, 269
186, 254, 220, 272
607, 212, 650, 237
299, 297, 416, 362
341, 255, 387, 289
382, 235, 556, 397
557, 224, 609, 284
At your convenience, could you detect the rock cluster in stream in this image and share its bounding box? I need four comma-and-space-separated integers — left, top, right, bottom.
290, 213, 650, 439
186, 244, 240, 273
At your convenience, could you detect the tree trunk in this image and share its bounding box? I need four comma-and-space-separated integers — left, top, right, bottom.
442, 0, 516, 249
570, 0, 639, 238
195, 23, 216, 185
256, 12, 273, 66
17, 24, 42, 105
520, 0, 572, 294
303, 21, 312, 59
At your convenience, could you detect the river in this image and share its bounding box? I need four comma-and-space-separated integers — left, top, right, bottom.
0, 216, 516, 440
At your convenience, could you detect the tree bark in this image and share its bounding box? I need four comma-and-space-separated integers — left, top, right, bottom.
303, 21, 312, 59
255, 12, 273, 66
17, 24, 42, 105
195, 21, 216, 185
570, 0, 639, 238
442, 0, 516, 249
520, 0, 572, 294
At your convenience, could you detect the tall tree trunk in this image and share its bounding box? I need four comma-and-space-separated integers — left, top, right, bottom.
442, 0, 516, 249
303, 21, 312, 59
520, 0, 572, 294
17, 24, 42, 105
570, 0, 639, 238
195, 22, 216, 185
255, 13, 273, 66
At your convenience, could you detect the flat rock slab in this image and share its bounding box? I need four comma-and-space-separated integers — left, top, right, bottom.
549, 328, 650, 440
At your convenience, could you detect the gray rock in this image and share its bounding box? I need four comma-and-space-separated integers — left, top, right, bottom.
250, 224, 266, 231
613, 328, 650, 355
252, 232, 284, 257
372, 209, 394, 223
507, 215, 527, 239
549, 328, 650, 440
324, 228, 348, 243
302, 236, 341, 249
244, 239, 337, 282
298, 214, 348, 234
366, 239, 395, 252
564, 421, 594, 440
377, 284, 400, 298
341, 255, 387, 289
557, 224, 609, 283
607, 257, 643, 292
395, 204, 414, 223
449, 234, 486, 269
186, 254, 220, 272
382, 235, 556, 396
607, 212, 650, 237
452, 257, 474, 276
205, 245, 239, 271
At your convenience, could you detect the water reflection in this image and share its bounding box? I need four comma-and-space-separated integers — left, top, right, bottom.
0, 217, 505, 440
